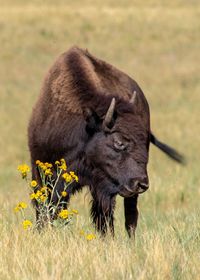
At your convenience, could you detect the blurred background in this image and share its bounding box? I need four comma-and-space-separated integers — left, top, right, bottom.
0, 0, 199, 227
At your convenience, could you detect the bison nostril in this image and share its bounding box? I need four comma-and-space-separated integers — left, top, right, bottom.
128, 178, 149, 194
138, 182, 149, 191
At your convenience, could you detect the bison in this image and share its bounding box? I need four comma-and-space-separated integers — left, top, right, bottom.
28, 46, 183, 237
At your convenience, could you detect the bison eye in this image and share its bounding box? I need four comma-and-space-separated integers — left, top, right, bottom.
113, 140, 126, 152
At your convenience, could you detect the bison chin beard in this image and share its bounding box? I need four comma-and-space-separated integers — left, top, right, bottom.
90, 188, 116, 236
89, 176, 118, 235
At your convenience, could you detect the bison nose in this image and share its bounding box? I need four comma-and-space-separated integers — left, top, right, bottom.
137, 181, 149, 193
129, 177, 149, 194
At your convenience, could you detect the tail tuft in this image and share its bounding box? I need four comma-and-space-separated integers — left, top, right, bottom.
150, 133, 185, 164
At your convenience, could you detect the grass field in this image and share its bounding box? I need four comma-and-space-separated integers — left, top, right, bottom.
0, 1, 200, 279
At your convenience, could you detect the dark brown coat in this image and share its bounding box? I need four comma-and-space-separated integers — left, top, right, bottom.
28, 46, 183, 236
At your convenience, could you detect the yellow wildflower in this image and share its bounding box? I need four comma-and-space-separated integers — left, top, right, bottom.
35, 190, 42, 198
19, 202, 27, 209
36, 161, 53, 172
22, 220, 32, 230
55, 160, 60, 165
40, 164, 47, 171
30, 180, 37, 188
59, 158, 67, 171
58, 209, 69, 219
37, 161, 48, 171
15, 202, 27, 209
71, 209, 78, 215
40, 186, 48, 193
62, 172, 72, 183
86, 233, 96, 241
30, 190, 42, 200
44, 162, 52, 168
79, 230, 85, 236
70, 171, 79, 182
45, 169, 53, 176
17, 164, 30, 179
14, 206, 20, 212
61, 191, 67, 197
30, 193, 36, 200
40, 195, 47, 202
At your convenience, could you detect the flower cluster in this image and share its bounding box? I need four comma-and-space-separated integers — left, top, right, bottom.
17, 164, 30, 179
62, 171, 78, 183
15, 159, 79, 230
36, 160, 53, 176
58, 209, 79, 219
58, 209, 69, 219
14, 202, 32, 230
22, 220, 32, 230
86, 233, 96, 241
30, 189, 47, 203
14, 202, 27, 212
79, 230, 96, 241
55, 159, 67, 171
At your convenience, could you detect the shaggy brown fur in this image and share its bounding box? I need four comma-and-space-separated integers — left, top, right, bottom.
28, 46, 183, 236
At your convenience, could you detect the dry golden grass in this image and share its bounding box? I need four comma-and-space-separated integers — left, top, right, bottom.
0, 0, 199, 279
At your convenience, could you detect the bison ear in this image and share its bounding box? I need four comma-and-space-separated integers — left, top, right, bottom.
83, 108, 101, 136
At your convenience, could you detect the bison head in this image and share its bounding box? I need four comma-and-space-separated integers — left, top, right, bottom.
84, 92, 150, 198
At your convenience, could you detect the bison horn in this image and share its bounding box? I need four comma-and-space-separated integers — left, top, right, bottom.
103, 97, 116, 128
130, 90, 137, 104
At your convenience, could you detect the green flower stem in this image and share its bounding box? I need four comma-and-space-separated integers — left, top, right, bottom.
52, 181, 71, 215
47, 168, 62, 215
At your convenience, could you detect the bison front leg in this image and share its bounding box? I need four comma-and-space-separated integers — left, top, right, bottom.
124, 195, 138, 238
91, 194, 116, 236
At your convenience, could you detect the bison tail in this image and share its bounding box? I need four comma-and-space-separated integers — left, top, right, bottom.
150, 133, 185, 164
